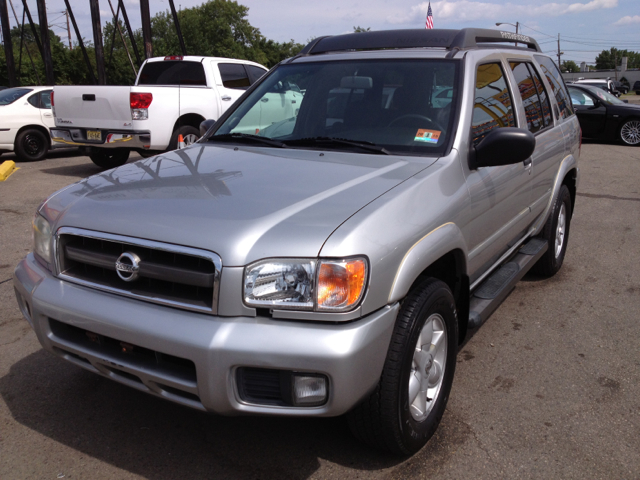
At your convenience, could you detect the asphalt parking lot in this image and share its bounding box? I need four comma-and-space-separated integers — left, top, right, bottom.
1, 138, 639, 479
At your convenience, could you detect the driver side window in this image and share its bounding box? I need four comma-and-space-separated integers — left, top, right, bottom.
471, 63, 515, 146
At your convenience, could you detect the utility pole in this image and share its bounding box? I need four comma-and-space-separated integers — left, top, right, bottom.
614, 51, 618, 81
557, 33, 563, 69
65, 9, 71, 49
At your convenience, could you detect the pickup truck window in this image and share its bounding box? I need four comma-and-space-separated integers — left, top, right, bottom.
137, 61, 207, 86
213, 59, 459, 156
471, 63, 515, 145
219, 63, 251, 89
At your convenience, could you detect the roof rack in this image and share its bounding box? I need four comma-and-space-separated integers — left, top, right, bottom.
299, 28, 541, 55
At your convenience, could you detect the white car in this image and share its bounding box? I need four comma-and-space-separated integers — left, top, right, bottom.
0, 86, 55, 161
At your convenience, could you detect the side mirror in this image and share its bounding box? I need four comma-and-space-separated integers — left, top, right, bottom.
589, 99, 601, 108
470, 127, 535, 170
200, 119, 216, 137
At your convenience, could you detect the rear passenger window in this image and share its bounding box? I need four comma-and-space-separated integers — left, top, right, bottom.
535, 55, 574, 120
510, 62, 548, 134
219, 63, 251, 89
246, 65, 267, 84
528, 65, 552, 127
471, 63, 515, 146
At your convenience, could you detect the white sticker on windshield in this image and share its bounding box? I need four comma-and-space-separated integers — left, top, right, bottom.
414, 129, 441, 143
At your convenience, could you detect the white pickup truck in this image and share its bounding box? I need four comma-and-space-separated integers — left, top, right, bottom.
50, 55, 268, 168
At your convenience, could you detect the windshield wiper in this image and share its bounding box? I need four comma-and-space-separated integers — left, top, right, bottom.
207, 133, 287, 148
285, 137, 389, 155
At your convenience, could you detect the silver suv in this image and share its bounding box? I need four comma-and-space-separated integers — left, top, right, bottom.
14, 28, 580, 455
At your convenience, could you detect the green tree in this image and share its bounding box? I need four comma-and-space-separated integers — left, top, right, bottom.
595, 47, 640, 70
353, 26, 371, 32
561, 60, 579, 73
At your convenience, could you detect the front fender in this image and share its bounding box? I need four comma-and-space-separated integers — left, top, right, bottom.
388, 222, 468, 304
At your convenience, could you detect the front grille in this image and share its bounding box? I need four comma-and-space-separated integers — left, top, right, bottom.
55, 227, 221, 313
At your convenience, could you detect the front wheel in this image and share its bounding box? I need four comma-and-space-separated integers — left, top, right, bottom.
15, 128, 49, 162
88, 148, 130, 169
347, 278, 458, 455
619, 119, 640, 146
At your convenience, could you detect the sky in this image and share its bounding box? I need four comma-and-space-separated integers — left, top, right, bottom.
4, 0, 640, 65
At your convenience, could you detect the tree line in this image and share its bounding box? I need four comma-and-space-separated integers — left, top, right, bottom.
0, 0, 305, 86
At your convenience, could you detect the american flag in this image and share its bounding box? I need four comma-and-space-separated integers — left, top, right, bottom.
425, 2, 434, 29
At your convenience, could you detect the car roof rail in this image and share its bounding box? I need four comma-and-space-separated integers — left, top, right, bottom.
299, 28, 541, 55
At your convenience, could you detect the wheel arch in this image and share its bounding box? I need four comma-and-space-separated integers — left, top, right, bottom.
172, 113, 207, 133
15, 124, 52, 146
388, 223, 470, 343
562, 167, 578, 217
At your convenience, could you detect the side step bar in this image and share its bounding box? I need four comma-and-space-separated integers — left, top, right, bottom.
468, 237, 548, 330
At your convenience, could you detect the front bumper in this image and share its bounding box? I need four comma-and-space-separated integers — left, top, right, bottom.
50, 128, 151, 150
13, 254, 398, 416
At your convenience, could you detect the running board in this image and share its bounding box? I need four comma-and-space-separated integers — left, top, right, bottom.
468, 238, 548, 330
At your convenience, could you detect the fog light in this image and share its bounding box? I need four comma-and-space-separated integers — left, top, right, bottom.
293, 375, 327, 406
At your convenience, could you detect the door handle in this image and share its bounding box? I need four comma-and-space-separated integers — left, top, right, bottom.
221, 95, 232, 101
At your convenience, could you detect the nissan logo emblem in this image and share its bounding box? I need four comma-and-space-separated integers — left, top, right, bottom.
115, 252, 141, 282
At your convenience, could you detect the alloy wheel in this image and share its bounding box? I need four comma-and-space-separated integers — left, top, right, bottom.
408, 313, 447, 421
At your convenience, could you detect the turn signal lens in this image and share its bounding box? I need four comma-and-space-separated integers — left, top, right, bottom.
317, 258, 367, 311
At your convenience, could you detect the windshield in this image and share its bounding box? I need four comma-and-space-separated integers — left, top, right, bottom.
0, 88, 33, 105
574, 85, 624, 105
210, 59, 459, 156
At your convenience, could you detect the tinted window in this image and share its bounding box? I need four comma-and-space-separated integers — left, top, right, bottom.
138, 61, 206, 86
0, 87, 33, 105
471, 63, 515, 146
510, 62, 544, 134
535, 55, 573, 120
28, 93, 40, 107
246, 65, 267, 84
219, 63, 250, 89
40, 90, 52, 109
527, 64, 552, 127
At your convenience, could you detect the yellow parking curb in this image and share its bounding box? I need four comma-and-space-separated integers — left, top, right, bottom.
0, 160, 19, 181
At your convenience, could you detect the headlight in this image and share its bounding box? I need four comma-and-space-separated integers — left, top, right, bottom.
244, 257, 368, 312
33, 213, 53, 266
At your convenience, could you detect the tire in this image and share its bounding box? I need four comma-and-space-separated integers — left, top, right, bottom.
88, 147, 130, 169
14, 128, 49, 162
347, 278, 458, 455
619, 119, 640, 146
531, 184, 572, 277
168, 125, 200, 151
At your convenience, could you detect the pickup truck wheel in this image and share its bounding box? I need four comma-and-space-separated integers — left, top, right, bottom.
88, 148, 130, 169
15, 128, 49, 162
619, 119, 640, 146
531, 184, 572, 277
169, 125, 200, 150
347, 278, 457, 455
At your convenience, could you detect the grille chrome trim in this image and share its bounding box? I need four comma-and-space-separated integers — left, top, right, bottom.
54, 227, 222, 314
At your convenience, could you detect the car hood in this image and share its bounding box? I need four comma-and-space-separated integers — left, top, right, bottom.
44, 144, 435, 266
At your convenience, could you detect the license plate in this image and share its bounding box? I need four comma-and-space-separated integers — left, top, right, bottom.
87, 130, 102, 141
